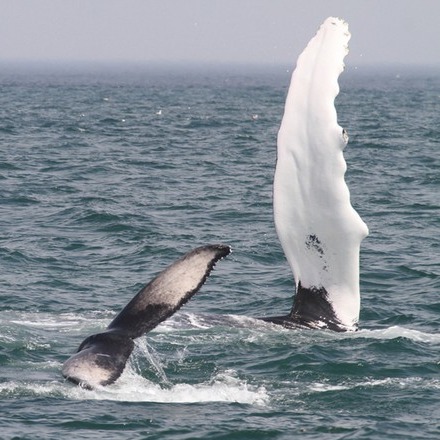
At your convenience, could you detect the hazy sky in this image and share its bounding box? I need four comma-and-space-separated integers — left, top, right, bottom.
1, 0, 439, 67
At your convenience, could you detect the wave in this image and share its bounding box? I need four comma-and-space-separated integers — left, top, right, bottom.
1, 310, 112, 333
2, 309, 438, 408
0, 311, 269, 404
354, 325, 440, 344
0, 368, 269, 406
3, 310, 440, 343
68, 368, 269, 404
170, 314, 440, 345
307, 376, 440, 394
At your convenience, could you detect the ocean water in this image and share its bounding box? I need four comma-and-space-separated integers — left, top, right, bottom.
0, 62, 439, 439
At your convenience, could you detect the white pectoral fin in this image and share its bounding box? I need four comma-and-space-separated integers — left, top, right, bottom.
274, 17, 368, 329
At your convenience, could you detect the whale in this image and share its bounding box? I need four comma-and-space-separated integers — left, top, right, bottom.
260, 17, 368, 332
62, 17, 368, 388
62, 244, 230, 389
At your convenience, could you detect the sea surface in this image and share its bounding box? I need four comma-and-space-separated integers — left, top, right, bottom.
0, 62, 439, 439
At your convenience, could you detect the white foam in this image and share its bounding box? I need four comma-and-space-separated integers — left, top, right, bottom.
308, 376, 440, 393
67, 368, 268, 405
355, 326, 440, 344
3, 310, 112, 334
0, 381, 66, 398
308, 382, 350, 392
157, 312, 213, 332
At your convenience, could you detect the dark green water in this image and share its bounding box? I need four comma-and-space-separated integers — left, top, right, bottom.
0, 63, 439, 439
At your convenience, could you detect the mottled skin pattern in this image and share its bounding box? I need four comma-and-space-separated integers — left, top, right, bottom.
62, 244, 230, 389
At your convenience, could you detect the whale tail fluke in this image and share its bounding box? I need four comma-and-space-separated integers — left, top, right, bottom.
62, 244, 231, 388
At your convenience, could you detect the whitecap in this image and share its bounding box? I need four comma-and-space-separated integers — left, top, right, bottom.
67, 368, 268, 405
308, 376, 440, 393
4, 311, 112, 332
0, 365, 269, 406
354, 326, 440, 344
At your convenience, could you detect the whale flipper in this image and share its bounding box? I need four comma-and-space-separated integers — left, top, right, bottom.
62, 244, 231, 388
266, 17, 368, 331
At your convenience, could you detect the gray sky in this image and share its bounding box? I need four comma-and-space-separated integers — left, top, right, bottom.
1, 0, 439, 67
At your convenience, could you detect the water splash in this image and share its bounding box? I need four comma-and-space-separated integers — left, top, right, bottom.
67, 369, 269, 404
0, 369, 269, 405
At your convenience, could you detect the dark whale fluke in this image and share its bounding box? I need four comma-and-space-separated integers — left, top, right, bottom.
62, 244, 231, 389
